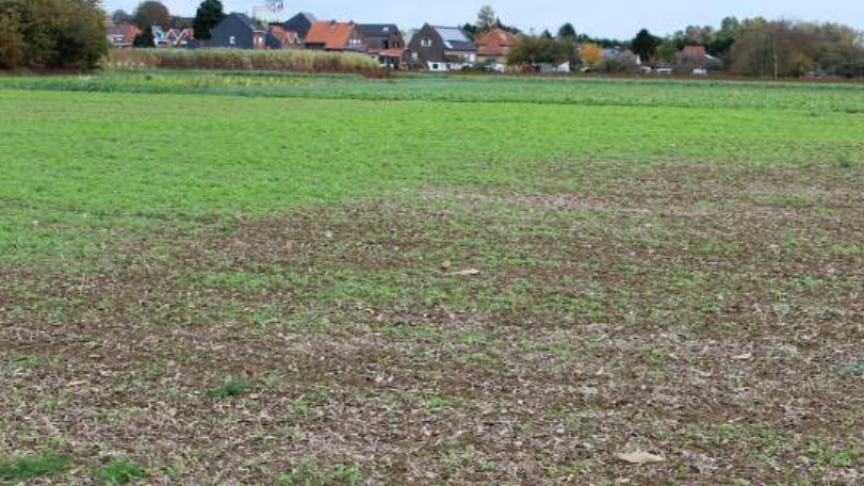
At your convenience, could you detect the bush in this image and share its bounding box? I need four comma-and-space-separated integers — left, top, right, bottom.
0, 0, 107, 71
103, 48, 383, 76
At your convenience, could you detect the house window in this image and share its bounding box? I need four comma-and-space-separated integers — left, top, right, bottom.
431, 63, 439, 70
421, 39, 432, 48
229, 36, 236, 46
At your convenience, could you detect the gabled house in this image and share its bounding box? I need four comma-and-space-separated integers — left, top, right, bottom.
267, 25, 303, 49
678, 45, 716, 73
210, 13, 267, 50
407, 24, 477, 71
476, 28, 520, 66
358, 24, 407, 69
284, 12, 318, 39
152, 26, 169, 47
304, 21, 367, 52
107, 23, 142, 48
165, 28, 194, 48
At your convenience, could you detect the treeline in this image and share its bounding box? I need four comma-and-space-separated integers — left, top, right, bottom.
729, 20, 864, 77
0, 0, 107, 70
643, 18, 864, 77
467, 6, 864, 78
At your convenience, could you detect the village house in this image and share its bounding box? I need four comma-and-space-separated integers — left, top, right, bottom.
209, 13, 268, 49
475, 28, 520, 68
357, 24, 407, 69
304, 21, 367, 52
679, 45, 714, 74
407, 24, 477, 71
106, 23, 141, 48
266, 26, 303, 49
284, 12, 318, 40
165, 28, 195, 48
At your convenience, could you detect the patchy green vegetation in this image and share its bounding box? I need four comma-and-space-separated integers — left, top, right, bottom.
3, 70, 864, 111
93, 458, 149, 485
1, 73, 863, 485
0, 452, 71, 483
277, 460, 362, 486
208, 376, 252, 399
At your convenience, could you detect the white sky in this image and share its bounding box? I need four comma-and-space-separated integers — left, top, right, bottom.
102, 0, 864, 39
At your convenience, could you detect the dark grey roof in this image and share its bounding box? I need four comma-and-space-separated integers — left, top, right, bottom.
357, 24, 399, 38
230, 12, 265, 32
432, 26, 476, 51
287, 12, 317, 22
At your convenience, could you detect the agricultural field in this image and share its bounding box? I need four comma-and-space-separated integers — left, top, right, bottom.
1, 72, 864, 485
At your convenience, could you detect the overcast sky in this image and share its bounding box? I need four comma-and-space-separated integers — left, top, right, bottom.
102, 0, 864, 38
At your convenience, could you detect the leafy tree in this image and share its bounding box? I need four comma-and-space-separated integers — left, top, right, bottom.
111, 9, 132, 24
193, 0, 225, 40
632, 29, 661, 63
705, 16, 741, 59
541, 29, 553, 39
133, 25, 156, 47
133, 1, 170, 30
601, 51, 640, 73
461, 23, 481, 40
492, 18, 521, 35
657, 39, 679, 64
476, 5, 496, 30
581, 42, 604, 67
0, 10, 24, 69
0, 0, 107, 71
730, 21, 813, 77
558, 23, 577, 40
507, 36, 570, 66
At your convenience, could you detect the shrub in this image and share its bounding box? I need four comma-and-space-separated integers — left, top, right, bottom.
208, 376, 251, 398
102, 48, 383, 76
0, 0, 107, 71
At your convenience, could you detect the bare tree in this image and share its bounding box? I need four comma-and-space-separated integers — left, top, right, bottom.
476, 5, 496, 31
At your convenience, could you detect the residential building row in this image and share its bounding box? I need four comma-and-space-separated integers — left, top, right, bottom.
107, 12, 713, 74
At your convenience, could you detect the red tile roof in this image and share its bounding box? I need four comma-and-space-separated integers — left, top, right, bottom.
682, 45, 707, 58
109, 23, 143, 44
305, 22, 358, 49
476, 29, 521, 57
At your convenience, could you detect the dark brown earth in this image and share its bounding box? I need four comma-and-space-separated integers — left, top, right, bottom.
2, 162, 863, 485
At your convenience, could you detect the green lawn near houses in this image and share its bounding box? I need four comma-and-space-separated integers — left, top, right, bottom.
1, 72, 863, 485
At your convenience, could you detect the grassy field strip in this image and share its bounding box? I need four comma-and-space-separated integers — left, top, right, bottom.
3, 71, 864, 112
1, 88, 863, 266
